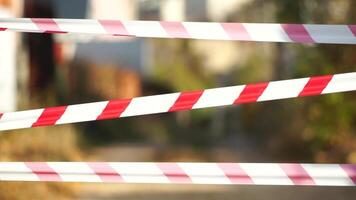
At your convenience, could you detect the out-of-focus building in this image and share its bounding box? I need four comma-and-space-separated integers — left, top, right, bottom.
161, 0, 249, 21
54, 0, 254, 77
0, 0, 261, 106
207, 0, 251, 21
0, 0, 22, 112
90, 0, 137, 20
160, 0, 185, 21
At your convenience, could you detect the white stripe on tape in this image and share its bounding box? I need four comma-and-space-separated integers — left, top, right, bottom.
239, 163, 293, 185
56, 101, 108, 124
258, 78, 309, 101
305, 25, 356, 44
183, 22, 230, 40
120, 93, 180, 117
0, 109, 44, 130
243, 23, 292, 42
302, 164, 354, 186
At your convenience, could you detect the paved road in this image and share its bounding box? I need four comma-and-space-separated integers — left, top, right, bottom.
79, 184, 356, 200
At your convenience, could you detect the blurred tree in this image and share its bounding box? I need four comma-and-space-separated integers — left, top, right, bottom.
226, 0, 356, 162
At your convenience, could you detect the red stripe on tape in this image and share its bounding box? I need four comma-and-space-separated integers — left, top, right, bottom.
32, 106, 67, 127
221, 23, 251, 41
97, 99, 131, 120
88, 163, 123, 183
299, 75, 333, 97
160, 21, 190, 38
282, 24, 314, 43
234, 82, 269, 104
31, 18, 67, 34
157, 163, 192, 183
218, 163, 253, 184
0, 28, 6, 31
169, 91, 203, 112
99, 20, 130, 36
25, 162, 61, 181
280, 164, 315, 185
349, 25, 356, 37
0, 113, 2, 119
341, 164, 356, 184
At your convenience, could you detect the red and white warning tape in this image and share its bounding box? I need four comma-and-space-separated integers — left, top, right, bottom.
0, 18, 356, 44
0, 72, 356, 131
0, 162, 355, 186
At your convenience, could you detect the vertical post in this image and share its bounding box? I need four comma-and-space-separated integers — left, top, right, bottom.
0, 0, 17, 112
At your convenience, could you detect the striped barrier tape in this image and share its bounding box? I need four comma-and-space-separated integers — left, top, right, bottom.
0, 162, 355, 186
0, 72, 356, 131
0, 18, 356, 44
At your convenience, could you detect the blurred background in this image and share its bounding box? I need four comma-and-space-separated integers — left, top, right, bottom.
0, 0, 356, 199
